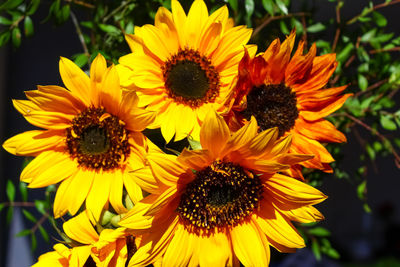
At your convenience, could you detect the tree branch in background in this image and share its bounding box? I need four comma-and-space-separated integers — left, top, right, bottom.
346, 0, 400, 25
70, 11, 89, 57
252, 12, 309, 38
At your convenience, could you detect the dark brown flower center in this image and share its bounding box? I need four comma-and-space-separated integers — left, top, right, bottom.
162, 49, 220, 108
126, 235, 137, 265
66, 107, 130, 170
177, 161, 263, 233
241, 84, 299, 136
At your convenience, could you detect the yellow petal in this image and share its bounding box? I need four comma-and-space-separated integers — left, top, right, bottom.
90, 53, 107, 106
109, 170, 128, 214
200, 110, 230, 159
26, 153, 78, 188
230, 220, 270, 266
100, 65, 121, 115
59, 57, 91, 106
86, 171, 113, 221
198, 229, 232, 267
3, 130, 62, 156
147, 153, 187, 186
63, 210, 98, 244
162, 224, 194, 266
185, 0, 209, 49
178, 148, 212, 171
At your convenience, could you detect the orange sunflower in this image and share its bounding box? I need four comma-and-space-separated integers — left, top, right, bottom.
119, 110, 326, 266
117, 0, 255, 143
228, 30, 352, 175
2, 54, 156, 220
33, 210, 134, 267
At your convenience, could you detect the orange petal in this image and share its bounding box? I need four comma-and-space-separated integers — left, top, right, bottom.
200, 110, 230, 159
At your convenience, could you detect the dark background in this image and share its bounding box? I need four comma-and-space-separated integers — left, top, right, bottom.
1, 1, 399, 266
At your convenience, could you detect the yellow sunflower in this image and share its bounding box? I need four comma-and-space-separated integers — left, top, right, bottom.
228, 30, 352, 176
117, 0, 255, 143
119, 110, 326, 266
33, 210, 134, 267
2, 54, 156, 220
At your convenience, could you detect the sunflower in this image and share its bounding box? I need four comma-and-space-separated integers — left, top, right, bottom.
2, 54, 156, 220
119, 110, 326, 266
117, 0, 255, 143
32, 210, 134, 267
228, 30, 352, 175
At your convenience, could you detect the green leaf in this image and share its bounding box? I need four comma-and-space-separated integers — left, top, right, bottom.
60, 4, 70, 22
26, 0, 41, 16
366, 144, 375, 160
80, 21, 93, 29
363, 203, 372, 213
6, 180, 16, 202
262, 0, 274, 15
311, 239, 321, 261
228, 0, 238, 13
31, 233, 37, 251
361, 28, 377, 43
308, 227, 331, 237
307, 23, 326, 33
188, 138, 202, 150
34, 200, 46, 214
358, 74, 368, 91
275, 0, 288, 14
372, 11, 387, 27
19, 182, 28, 202
0, 0, 24, 10
244, 0, 255, 17
337, 43, 354, 63
279, 20, 290, 35
380, 115, 397, 130
11, 27, 21, 47
325, 247, 340, 259
0, 31, 11, 46
16, 229, 31, 237
125, 21, 134, 34
24, 16, 34, 37
0, 203, 5, 212
6, 207, 13, 224
73, 53, 88, 68
0, 16, 12, 25
98, 24, 120, 34
357, 180, 367, 200
38, 225, 49, 242
22, 209, 36, 223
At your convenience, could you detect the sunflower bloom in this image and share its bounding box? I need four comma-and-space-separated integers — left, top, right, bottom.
117, 0, 255, 142
33, 211, 135, 267
2, 54, 156, 220
228, 30, 352, 175
119, 110, 326, 266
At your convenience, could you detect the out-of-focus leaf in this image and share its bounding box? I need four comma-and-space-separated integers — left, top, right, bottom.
245, 0, 255, 17
16, 229, 31, 237
39, 225, 49, 242
22, 209, 36, 223
6, 180, 16, 202
312, 239, 321, 261
19, 182, 28, 202
308, 227, 331, 237
73, 53, 88, 68
27, 0, 41, 16
337, 42, 354, 63
357, 180, 367, 200
24, 16, 34, 37
0, 16, 12, 25
125, 21, 134, 34
0, 203, 5, 212
99, 24, 120, 34
276, 0, 288, 14
380, 115, 397, 130
307, 23, 326, 33
11, 27, 21, 47
228, 0, 238, 13
361, 28, 377, 43
6, 207, 13, 224
31, 233, 37, 251
262, 0, 274, 15
0, 0, 24, 10
280, 20, 290, 35
372, 11, 387, 27
358, 74, 368, 91
34, 200, 46, 215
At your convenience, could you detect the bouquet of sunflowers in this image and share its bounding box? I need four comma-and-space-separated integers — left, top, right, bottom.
2, 0, 400, 266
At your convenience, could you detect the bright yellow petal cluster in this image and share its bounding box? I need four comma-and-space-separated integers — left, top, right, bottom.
117, 0, 255, 142
119, 110, 326, 266
2, 54, 156, 220
33, 211, 131, 267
